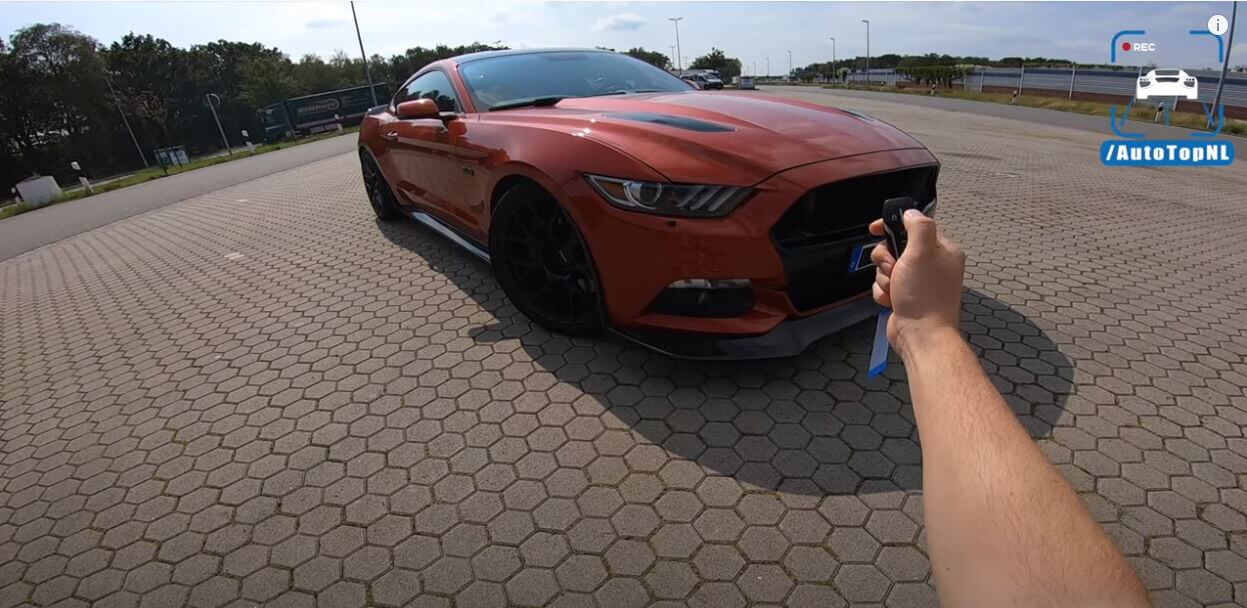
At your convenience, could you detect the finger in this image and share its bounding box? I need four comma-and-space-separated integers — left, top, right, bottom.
870, 242, 895, 271
868, 219, 885, 236
902, 209, 938, 255
872, 282, 892, 308
937, 229, 961, 255
874, 272, 890, 294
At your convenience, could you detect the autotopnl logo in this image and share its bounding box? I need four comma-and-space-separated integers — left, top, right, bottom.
1101, 141, 1233, 165
1101, 16, 1236, 167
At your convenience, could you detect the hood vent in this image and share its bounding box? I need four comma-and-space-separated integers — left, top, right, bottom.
605, 112, 734, 133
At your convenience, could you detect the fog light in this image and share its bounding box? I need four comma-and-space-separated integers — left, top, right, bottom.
651, 279, 753, 318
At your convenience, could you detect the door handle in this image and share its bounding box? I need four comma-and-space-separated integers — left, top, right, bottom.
381, 131, 398, 141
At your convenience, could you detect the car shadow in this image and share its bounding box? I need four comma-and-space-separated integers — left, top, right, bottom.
377, 218, 1073, 496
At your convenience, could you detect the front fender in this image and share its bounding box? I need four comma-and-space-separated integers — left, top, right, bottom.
476, 122, 668, 232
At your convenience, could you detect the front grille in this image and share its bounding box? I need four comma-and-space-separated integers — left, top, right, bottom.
772, 165, 938, 311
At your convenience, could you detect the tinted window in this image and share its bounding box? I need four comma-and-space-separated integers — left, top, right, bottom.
459, 51, 692, 110
395, 70, 460, 112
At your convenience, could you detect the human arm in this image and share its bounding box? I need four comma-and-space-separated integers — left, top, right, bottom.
868, 211, 1149, 608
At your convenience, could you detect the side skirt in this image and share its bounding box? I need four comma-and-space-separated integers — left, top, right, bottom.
406, 209, 491, 263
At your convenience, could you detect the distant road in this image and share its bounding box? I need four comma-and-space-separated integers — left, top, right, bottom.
0, 134, 358, 262
763, 85, 1246, 159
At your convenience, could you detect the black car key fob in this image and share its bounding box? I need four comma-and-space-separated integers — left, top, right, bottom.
882, 197, 920, 258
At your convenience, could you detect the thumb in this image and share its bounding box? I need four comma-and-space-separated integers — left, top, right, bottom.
901, 209, 937, 255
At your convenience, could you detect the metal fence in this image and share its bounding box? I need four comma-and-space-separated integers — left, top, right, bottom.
846, 67, 1247, 108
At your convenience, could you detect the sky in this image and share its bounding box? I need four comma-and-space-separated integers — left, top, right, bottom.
2, 1, 1243, 73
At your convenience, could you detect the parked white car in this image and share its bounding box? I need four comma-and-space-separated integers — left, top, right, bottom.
1137, 68, 1198, 100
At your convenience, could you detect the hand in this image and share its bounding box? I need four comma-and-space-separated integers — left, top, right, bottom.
868, 209, 966, 357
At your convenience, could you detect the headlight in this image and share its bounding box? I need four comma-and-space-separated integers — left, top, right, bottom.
585, 174, 752, 218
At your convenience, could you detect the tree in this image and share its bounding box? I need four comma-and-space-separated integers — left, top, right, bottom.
690, 47, 742, 81
624, 47, 670, 70
0, 24, 114, 185
293, 53, 348, 93
895, 65, 968, 87
187, 40, 289, 140
104, 33, 192, 146
874, 54, 903, 69
384, 42, 505, 86
240, 53, 295, 108
0, 38, 26, 189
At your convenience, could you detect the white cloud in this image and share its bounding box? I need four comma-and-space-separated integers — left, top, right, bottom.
305, 19, 346, 30
593, 13, 645, 32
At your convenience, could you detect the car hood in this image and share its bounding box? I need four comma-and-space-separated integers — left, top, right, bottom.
479, 91, 929, 185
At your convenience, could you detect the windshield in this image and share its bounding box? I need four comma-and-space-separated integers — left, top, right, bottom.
459, 51, 692, 110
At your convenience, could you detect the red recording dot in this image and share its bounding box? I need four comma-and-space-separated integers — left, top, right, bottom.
1122, 42, 1132, 51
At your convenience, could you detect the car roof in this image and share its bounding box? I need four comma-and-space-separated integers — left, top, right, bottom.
452, 47, 613, 65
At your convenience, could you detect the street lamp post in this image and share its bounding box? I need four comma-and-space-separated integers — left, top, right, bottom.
862, 19, 871, 88
105, 75, 148, 168
829, 37, 837, 82
787, 50, 793, 80
1210, 2, 1238, 127
766, 57, 770, 78
669, 45, 677, 71
350, 1, 378, 107
205, 93, 232, 157
669, 17, 684, 71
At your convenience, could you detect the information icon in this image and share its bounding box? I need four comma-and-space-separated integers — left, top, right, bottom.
1209, 14, 1229, 36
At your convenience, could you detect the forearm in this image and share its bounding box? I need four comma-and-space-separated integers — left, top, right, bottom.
902, 329, 1148, 608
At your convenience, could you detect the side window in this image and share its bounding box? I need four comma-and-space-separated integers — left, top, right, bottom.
394, 71, 460, 113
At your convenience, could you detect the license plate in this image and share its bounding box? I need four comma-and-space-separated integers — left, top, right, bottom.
849, 240, 880, 272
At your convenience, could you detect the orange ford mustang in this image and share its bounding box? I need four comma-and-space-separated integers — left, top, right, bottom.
359, 48, 938, 359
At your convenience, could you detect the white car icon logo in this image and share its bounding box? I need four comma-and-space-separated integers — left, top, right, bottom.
1137, 68, 1198, 100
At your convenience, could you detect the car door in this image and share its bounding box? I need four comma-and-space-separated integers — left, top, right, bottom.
384, 70, 466, 224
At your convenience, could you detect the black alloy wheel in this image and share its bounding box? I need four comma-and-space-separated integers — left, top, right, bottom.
490, 183, 603, 336
360, 152, 401, 222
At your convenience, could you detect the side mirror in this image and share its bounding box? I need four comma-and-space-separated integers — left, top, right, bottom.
395, 98, 440, 120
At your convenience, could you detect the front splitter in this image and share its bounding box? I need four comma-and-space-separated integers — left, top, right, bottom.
611, 294, 881, 360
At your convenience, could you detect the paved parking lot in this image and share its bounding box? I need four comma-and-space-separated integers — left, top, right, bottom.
1, 90, 1246, 607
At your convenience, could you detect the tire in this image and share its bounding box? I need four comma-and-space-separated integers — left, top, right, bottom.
489, 182, 604, 336
360, 151, 402, 222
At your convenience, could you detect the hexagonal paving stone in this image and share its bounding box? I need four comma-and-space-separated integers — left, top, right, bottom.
737, 563, 795, 603
2, 91, 1246, 608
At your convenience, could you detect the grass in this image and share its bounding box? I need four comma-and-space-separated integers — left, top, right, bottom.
1, 127, 358, 221
0, 202, 30, 220
819, 84, 1247, 136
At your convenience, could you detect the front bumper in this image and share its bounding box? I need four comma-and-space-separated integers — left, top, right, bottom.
558, 148, 937, 358
613, 293, 881, 359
